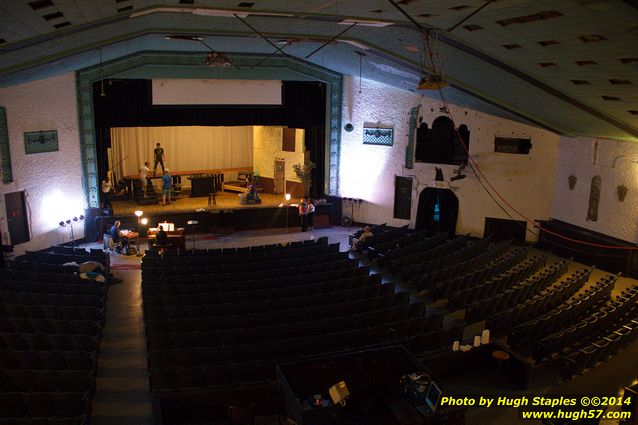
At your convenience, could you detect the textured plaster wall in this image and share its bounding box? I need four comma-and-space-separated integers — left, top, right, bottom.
252, 126, 305, 185
339, 75, 560, 240
551, 136, 638, 243
0, 73, 84, 254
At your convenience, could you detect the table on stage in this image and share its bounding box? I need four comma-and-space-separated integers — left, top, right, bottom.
147, 227, 186, 250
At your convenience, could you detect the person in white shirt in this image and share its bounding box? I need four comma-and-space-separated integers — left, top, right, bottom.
139, 161, 150, 197
101, 176, 112, 210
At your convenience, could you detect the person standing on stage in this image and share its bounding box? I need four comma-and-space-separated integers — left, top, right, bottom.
298, 197, 309, 232
161, 169, 172, 206
307, 198, 316, 230
139, 161, 150, 197
153, 142, 166, 176
101, 176, 113, 211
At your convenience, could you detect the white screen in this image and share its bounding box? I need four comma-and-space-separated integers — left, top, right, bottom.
152, 79, 282, 105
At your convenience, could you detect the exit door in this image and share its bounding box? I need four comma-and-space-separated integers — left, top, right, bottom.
274, 159, 285, 194
5, 191, 30, 245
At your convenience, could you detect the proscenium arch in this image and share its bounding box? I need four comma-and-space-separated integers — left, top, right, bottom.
76, 51, 343, 208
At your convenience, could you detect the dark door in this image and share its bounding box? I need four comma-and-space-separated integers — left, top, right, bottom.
5, 191, 30, 245
415, 188, 459, 234
394, 176, 413, 220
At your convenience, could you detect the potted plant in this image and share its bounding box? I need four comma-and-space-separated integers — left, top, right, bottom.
292, 161, 315, 197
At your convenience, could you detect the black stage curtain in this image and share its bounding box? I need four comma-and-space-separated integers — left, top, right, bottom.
93, 79, 327, 196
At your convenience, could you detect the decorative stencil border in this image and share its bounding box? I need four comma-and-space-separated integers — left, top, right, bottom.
76, 51, 343, 207
24, 130, 59, 154
363, 127, 394, 146
0, 107, 12, 183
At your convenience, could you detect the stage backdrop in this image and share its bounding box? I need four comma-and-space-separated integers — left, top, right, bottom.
109, 126, 253, 179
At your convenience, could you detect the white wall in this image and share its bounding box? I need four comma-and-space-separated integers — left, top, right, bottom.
551, 136, 638, 243
339, 75, 561, 240
252, 126, 305, 182
0, 72, 84, 254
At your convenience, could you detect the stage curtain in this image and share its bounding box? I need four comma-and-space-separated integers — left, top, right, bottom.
109, 126, 254, 178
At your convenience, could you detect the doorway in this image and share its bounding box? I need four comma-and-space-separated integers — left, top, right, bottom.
415, 188, 459, 233
4, 191, 30, 245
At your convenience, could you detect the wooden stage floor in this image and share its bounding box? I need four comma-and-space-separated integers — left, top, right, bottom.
110, 192, 294, 216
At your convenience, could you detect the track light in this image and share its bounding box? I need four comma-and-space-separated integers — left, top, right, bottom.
204, 51, 232, 67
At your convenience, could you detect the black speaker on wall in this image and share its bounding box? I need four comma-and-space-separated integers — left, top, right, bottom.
83, 208, 102, 243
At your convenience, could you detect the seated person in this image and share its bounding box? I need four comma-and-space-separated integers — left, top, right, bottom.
155, 225, 169, 248
352, 226, 373, 252
109, 220, 129, 251
239, 178, 262, 205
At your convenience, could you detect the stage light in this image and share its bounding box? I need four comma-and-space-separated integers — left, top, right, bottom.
285, 193, 291, 201
66, 219, 71, 225
134, 210, 143, 217
141, 218, 148, 225
73, 217, 78, 222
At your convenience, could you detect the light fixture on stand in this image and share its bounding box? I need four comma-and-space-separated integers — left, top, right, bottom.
187, 220, 198, 251
59, 215, 85, 247
285, 193, 291, 229
134, 210, 143, 256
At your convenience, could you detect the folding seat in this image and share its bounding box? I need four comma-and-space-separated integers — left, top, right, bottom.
146, 334, 173, 351
148, 350, 173, 369
46, 334, 72, 351
204, 364, 234, 386
51, 391, 89, 419
168, 349, 198, 368
0, 351, 19, 369
177, 366, 207, 389
70, 335, 97, 352
16, 350, 44, 370
2, 333, 28, 350
591, 338, 611, 365
64, 351, 95, 372
46, 293, 64, 305
7, 369, 37, 391
197, 347, 225, 366
34, 370, 64, 391
0, 392, 25, 418
604, 332, 623, 356
62, 370, 94, 393
150, 368, 179, 391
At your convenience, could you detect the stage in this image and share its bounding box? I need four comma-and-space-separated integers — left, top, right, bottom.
110, 191, 293, 216
89, 192, 338, 241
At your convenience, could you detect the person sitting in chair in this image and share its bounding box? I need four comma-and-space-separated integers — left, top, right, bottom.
352, 226, 373, 252
156, 225, 169, 248
109, 220, 128, 252
239, 178, 261, 205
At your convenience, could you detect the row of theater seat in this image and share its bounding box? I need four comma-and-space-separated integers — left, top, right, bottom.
533, 285, 638, 361
402, 237, 492, 282
21, 251, 108, 268
142, 274, 380, 307
142, 251, 348, 276
0, 292, 104, 308
145, 293, 412, 332
391, 235, 469, 276
561, 317, 638, 379
487, 268, 592, 333
464, 258, 570, 323
360, 225, 410, 255
0, 369, 95, 393
0, 333, 99, 352
0, 318, 101, 337
1, 304, 104, 323
448, 253, 552, 310
0, 271, 104, 287
143, 284, 395, 320
508, 274, 618, 347
144, 237, 329, 258
369, 229, 429, 258
377, 231, 450, 267
142, 258, 359, 285
0, 350, 96, 371
146, 312, 440, 350
433, 246, 529, 299
0, 391, 90, 423
0, 279, 106, 297
412, 239, 514, 293
141, 266, 369, 295
142, 241, 337, 267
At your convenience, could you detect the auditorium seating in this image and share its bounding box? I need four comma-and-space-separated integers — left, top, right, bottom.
142, 237, 452, 396
0, 252, 106, 424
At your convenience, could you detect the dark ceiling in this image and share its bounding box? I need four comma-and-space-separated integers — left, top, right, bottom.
0, 0, 637, 141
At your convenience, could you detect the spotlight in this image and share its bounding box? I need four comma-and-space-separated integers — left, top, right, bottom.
285, 193, 291, 201
73, 217, 78, 222
79, 215, 84, 220
66, 219, 71, 225
141, 218, 148, 226
59, 221, 65, 227
134, 210, 143, 217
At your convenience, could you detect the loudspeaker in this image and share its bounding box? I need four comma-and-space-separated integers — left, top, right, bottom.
83, 207, 102, 243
